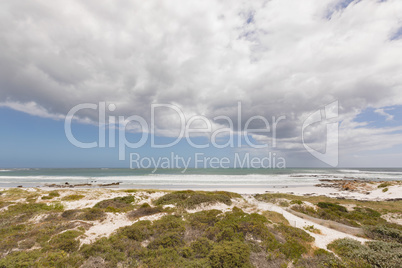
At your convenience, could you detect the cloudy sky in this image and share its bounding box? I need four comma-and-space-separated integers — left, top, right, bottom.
1, 0, 402, 168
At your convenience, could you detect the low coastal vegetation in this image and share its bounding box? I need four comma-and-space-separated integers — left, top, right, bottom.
61, 194, 85, 201
153, 190, 241, 209
255, 192, 402, 213
328, 238, 402, 268
0, 188, 401, 267
94, 195, 136, 212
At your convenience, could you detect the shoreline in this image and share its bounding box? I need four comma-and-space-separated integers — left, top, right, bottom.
2, 179, 401, 201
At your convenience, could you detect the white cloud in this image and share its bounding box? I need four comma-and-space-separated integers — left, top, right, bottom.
1, 0, 402, 166
374, 108, 394, 121
0, 101, 65, 120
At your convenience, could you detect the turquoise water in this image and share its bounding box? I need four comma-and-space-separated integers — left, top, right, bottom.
0, 168, 401, 189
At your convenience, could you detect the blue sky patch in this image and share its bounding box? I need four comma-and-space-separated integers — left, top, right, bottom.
390, 26, 402, 40
354, 105, 402, 128
326, 0, 358, 20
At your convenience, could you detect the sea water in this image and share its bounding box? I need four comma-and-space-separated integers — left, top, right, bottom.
0, 168, 401, 190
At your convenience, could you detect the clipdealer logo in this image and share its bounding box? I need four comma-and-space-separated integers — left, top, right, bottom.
64, 101, 340, 169
302, 101, 339, 167
64, 102, 286, 167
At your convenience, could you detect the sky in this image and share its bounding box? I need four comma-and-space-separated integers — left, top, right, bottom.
1, 0, 402, 168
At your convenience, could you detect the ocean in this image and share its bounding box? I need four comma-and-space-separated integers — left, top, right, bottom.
0, 168, 401, 190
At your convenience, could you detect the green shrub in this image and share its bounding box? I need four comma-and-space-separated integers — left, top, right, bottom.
61, 209, 81, 220
152, 215, 186, 236
216, 227, 242, 242
0, 250, 84, 267
186, 209, 222, 231
81, 207, 106, 221
147, 232, 185, 249
364, 225, 402, 243
94, 195, 135, 212
40, 191, 60, 200
140, 248, 183, 268
262, 211, 289, 225
0, 250, 42, 267
122, 220, 153, 241
122, 189, 138, 193
328, 238, 365, 257
313, 248, 332, 256
317, 202, 347, 212
49, 191, 60, 197
280, 239, 308, 260
274, 224, 314, 243
49, 230, 82, 252
328, 238, 402, 268
191, 237, 213, 258
208, 240, 252, 268
383, 187, 389, 192
154, 190, 233, 209
62, 194, 85, 201
293, 201, 385, 227
290, 200, 303, 205
378, 182, 392, 188
127, 203, 163, 219
80, 236, 135, 266
296, 249, 346, 268
0, 224, 29, 252
5, 202, 63, 215
179, 246, 193, 258
0, 202, 64, 225
273, 224, 313, 259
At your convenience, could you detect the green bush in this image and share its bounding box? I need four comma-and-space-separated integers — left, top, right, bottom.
49, 230, 82, 252
293, 201, 385, 227
327, 238, 364, 258
0, 250, 84, 267
290, 200, 303, 205
62, 194, 85, 201
191, 237, 213, 258
154, 190, 233, 209
317, 202, 347, 212
42, 191, 60, 199
127, 203, 163, 219
273, 224, 313, 259
262, 211, 289, 225
208, 240, 252, 268
296, 249, 346, 268
364, 225, 402, 243
122, 220, 153, 241
186, 209, 222, 231
378, 182, 392, 188
140, 248, 183, 268
0, 202, 64, 225
328, 238, 402, 268
151, 215, 186, 236
81, 207, 106, 221
61, 209, 81, 220
80, 236, 136, 266
274, 224, 314, 243
147, 232, 185, 249
94, 195, 135, 212
280, 239, 308, 259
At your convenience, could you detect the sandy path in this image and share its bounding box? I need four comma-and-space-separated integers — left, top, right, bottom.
245, 195, 368, 249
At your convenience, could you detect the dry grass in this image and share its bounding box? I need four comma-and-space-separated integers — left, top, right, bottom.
262, 211, 289, 225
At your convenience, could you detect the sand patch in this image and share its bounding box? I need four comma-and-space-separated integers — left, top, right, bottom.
80, 212, 167, 245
